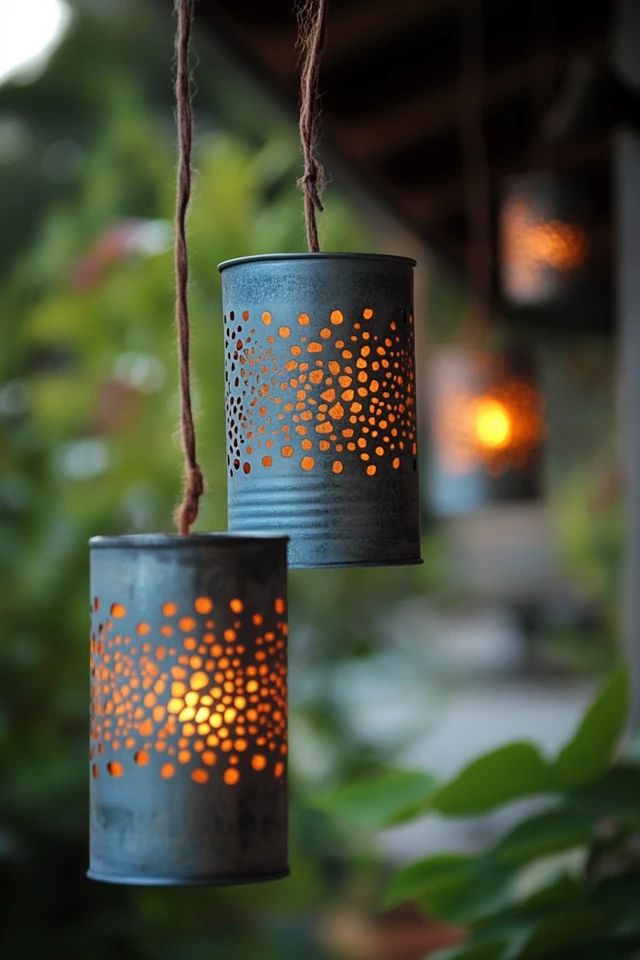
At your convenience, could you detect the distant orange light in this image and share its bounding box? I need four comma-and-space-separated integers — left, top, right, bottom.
501, 189, 589, 304
431, 357, 544, 478
473, 397, 512, 451
524, 219, 587, 272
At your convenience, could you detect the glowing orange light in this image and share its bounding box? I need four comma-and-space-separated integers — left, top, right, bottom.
91, 593, 288, 788
194, 597, 213, 615
473, 397, 513, 452
501, 183, 589, 305
431, 353, 544, 478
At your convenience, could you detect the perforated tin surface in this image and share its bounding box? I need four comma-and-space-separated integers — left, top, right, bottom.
219, 254, 422, 568
89, 534, 288, 886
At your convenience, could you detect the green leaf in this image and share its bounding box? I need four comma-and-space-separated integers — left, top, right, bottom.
492, 803, 594, 865
387, 853, 517, 925
386, 853, 474, 908
472, 872, 640, 960
518, 906, 614, 960
552, 665, 629, 789
561, 943, 640, 960
314, 769, 437, 828
469, 876, 586, 958
567, 766, 640, 825
428, 941, 510, 960
387, 798, 596, 920
430, 744, 554, 816
514, 872, 640, 959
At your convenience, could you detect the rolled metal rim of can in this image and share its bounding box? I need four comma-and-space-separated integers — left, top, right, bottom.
218, 251, 418, 272
86, 869, 291, 887
89, 532, 290, 549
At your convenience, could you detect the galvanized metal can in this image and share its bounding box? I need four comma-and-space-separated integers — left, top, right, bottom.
89, 533, 288, 885
219, 253, 422, 568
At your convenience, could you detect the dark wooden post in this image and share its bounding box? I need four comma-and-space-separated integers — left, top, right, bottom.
616, 0, 640, 730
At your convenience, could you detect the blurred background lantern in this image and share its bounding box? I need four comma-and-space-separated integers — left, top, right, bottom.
425, 348, 544, 518
89, 533, 289, 886
500, 171, 595, 310
219, 253, 422, 568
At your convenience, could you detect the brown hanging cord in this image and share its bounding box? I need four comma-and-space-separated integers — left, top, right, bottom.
173, 0, 205, 535
296, 0, 328, 252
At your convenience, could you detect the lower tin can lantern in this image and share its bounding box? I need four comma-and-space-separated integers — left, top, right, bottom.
88, 533, 289, 886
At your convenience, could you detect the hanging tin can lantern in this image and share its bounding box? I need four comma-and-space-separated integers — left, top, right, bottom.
89, 533, 289, 885
500, 172, 593, 309
218, 253, 422, 568
426, 348, 544, 517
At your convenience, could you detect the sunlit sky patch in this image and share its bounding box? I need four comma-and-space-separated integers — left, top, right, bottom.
0, 0, 71, 85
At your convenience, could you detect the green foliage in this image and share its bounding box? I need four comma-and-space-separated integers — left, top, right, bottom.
551, 664, 628, 788
319, 667, 640, 960
430, 744, 553, 817
554, 470, 623, 639
317, 665, 629, 830
386, 853, 515, 925
315, 770, 438, 827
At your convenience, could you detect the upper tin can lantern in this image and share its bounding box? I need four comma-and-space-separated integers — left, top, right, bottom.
218, 253, 422, 568
89, 533, 289, 886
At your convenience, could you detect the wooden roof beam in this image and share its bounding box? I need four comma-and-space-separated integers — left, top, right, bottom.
332, 39, 606, 161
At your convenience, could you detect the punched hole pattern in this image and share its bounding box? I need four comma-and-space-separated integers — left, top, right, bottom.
224, 306, 417, 478
90, 594, 287, 787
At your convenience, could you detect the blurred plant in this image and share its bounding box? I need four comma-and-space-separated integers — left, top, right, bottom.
555, 467, 622, 635
317, 667, 640, 960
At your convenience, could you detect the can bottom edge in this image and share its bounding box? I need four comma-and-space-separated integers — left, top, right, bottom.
289, 555, 423, 570
87, 868, 290, 887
